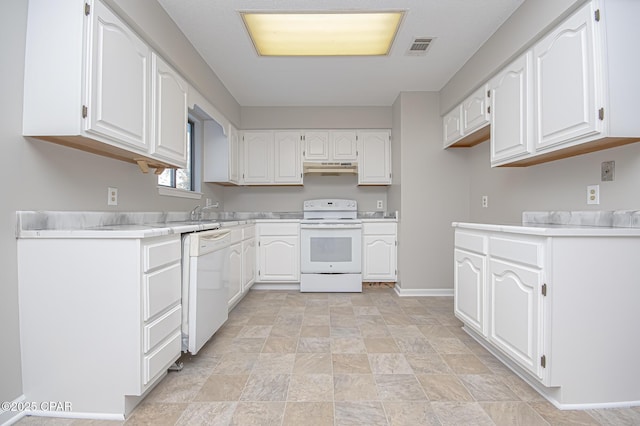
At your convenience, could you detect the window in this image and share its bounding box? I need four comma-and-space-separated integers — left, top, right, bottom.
158, 120, 194, 190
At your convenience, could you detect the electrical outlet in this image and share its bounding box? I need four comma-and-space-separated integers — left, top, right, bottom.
107, 187, 118, 206
587, 185, 599, 205
205, 198, 212, 207
601, 161, 615, 181
482, 195, 488, 208
376, 200, 384, 210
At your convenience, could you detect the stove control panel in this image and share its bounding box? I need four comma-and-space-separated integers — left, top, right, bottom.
303, 199, 357, 211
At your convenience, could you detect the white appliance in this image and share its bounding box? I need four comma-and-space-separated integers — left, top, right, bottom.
300, 199, 362, 292
181, 228, 231, 354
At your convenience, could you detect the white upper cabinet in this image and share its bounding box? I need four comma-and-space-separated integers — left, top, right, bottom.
443, 106, 463, 147
203, 121, 241, 185
274, 131, 303, 184
22, 0, 189, 171
491, 0, 640, 166
443, 85, 490, 148
357, 130, 392, 185
242, 130, 303, 185
489, 52, 534, 165
462, 86, 490, 136
228, 125, 241, 184
243, 131, 273, 184
533, 1, 600, 151
303, 131, 330, 161
86, 0, 149, 151
331, 131, 358, 161
303, 130, 357, 162
150, 53, 188, 167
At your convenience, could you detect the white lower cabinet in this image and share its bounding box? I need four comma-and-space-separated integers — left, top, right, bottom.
362, 222, 397, 282
17, 234, 182, 417
227, 224, 256, 310
455, 230, 547, 383
453, 224, 640, 408
454, 248, 486, 336
256, 222, 300, 282
242, 227, 256, 291
488, 256, 544, 379
227, 228, 243, 308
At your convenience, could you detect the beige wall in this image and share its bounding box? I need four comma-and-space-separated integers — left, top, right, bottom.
466, 142, 640, 224
390, 92, 470, 292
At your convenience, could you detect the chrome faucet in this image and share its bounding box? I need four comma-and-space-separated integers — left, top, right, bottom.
190, 205, 201, 221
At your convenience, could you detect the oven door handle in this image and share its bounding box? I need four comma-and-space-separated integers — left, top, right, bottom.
300, 224, 363, 230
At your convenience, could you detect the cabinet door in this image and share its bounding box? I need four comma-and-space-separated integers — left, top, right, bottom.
228, 124, 240, 184
304, 131, 329, 161
150, 53, 188, 167
357, 131, 391, 185
362, 235, 397, 281
87, 0, 149, 150
534, 2, 601, 151
331, 131, 358, 161
243, 131, 272, 184
274, 131, 302, 184
228, 242, 242, 308
488, 258, 544, 379
454, 249, 486, 336
462, 85, 490, 135
258, 236, 300, 282
443, 105, 463, 147
490, 52, 534, 165
242, 238, 256, 291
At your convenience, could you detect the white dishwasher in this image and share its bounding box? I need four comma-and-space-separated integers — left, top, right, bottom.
181, 228, 231, 355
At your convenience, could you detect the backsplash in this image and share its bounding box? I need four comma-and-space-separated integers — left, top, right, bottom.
523, 210, 640, 228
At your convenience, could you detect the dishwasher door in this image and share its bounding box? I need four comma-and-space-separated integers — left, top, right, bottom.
186, 229, 231, 355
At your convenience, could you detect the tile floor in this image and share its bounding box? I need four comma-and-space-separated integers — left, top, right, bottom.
17, 287, 640, 425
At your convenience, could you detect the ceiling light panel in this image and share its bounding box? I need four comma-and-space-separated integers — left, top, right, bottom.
241, 11, 404, 56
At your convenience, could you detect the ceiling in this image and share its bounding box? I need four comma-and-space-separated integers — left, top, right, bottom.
157, 0, 525, 107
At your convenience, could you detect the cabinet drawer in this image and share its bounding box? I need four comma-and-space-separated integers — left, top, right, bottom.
144, 237, 181, 272
489, 236, 543, 267
363, 222, 396, 235
143, 263, 181, 321
243, 225, 255, 240
455, 231, 488, 254
258, 222, 299, 236
143, 304, 181, 353
143, 330, 181, 385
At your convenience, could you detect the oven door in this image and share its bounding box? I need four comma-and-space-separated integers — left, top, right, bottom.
300, 223, 362, 273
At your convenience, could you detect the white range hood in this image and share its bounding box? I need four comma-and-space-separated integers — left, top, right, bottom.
303, 162, 357, 175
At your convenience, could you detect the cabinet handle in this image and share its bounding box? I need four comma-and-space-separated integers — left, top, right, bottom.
598, 108, 605, 120
594, 9, 600, 22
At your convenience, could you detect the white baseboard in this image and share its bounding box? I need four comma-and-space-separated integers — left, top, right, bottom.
250, 282, 301, 291
1, 395, 27, 426
393, 285, 453, 297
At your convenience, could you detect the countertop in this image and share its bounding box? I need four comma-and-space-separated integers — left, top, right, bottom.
452, 221, 640, 237
453, 210, 640, 236
16, 210, 398, 238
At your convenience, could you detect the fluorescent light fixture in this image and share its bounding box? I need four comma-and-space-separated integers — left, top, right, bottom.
241, 11, 404, 56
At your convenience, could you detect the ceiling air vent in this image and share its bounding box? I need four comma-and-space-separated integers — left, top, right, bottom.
406, 37, 435, 56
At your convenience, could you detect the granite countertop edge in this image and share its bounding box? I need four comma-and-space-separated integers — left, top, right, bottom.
16, 210, 398, 238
